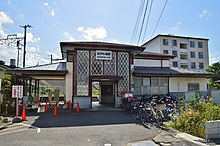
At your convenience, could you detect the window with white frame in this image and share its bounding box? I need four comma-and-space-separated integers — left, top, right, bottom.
173, 61, 178, 67
172, 40, 177, 46
188, 83, 200, 91
198, 42, 203, 48
163, 50, 169, 54
199, 63, 204, 69
190, 41, 195, 48
191, 62, 196, 69
198, 52, 204, 59
172, 50, 177, 57
163, 39, 169, 46
190, 52, 196, 58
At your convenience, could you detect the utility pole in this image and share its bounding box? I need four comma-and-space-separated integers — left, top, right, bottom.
20, 24, 32, 68
16, 40, 21, 67
50, 54, 52, 64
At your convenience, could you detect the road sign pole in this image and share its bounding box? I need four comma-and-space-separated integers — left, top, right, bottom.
16, 97, 18, 119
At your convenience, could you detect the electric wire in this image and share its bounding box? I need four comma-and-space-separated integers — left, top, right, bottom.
130, 0, 145, 44
137, 0, 149, 45
151, 0, 168, 38
142, 0, 153, 43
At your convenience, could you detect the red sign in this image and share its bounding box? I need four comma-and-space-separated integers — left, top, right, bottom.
12, 85, 23, 98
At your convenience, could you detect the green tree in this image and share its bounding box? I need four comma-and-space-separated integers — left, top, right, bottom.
206, 62, 220, 89
0, 60, 5, 66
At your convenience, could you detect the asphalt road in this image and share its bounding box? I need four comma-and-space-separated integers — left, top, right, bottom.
0, 109, 161, 146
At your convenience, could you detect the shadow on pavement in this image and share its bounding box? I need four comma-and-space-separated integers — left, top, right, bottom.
26, 108, 136, 128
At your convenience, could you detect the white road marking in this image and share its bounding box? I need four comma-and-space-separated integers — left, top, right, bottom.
104, 144, 111, 146
18, 123, 41, 133
0, 128, 28, 136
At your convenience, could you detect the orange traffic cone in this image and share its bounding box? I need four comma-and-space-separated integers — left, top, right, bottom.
76, 103, 80, 113
68, 102, 73, 110
45, 100, 49, 112
38, 100, 40, 107
53, 105, 58, 116
22, 106, 27, 121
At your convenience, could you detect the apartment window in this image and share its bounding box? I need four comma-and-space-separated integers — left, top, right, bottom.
188, 83, 199, 91
163, 50, 169, 54
190, 52, 196, 58
198, 52, 204, 59
173, 62, 178, 67
180, 54, 188, 60
199, 63, 204, 69
191, 62, 196, 69
190, 41, 195, 48
163, 39, 169, 46
172, 50, 177, 57
180, 63, 188, 69
172, 40, 177, 46
180, 43, 187, 49
198, 42, 203, 48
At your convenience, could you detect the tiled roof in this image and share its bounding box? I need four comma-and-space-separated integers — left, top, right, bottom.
16, 62, 66, 71
132, 66, 213, 77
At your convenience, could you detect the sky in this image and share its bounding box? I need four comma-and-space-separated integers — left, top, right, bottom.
0, 0, 220, 67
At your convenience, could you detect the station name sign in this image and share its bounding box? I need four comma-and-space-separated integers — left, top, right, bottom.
96, 50, 112, 60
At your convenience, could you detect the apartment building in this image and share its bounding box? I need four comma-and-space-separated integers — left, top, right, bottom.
142, 34, 209, 71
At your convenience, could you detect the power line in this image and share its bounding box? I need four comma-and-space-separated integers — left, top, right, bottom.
151, 0, 168, 38
130, 0, 145, 44
137, 0, 149, 45
142, 0, 153, 43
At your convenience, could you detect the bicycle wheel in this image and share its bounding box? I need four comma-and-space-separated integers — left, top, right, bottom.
129, 107, 140, 120
156, 110, 163, 127
140, 110, 152, 126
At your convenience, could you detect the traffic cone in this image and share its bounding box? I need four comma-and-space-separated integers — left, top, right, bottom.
45, 100, 49, 112
38, 100, 40, 107
76, 103, 80, 113
68, 102, 73, 110
53, 105, 58, 116
21, 106, 27, 121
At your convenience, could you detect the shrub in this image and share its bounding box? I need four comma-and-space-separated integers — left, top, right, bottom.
171, 96, 220, 139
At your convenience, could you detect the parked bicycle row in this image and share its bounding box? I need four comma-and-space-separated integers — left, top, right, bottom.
121, 94, 179, 127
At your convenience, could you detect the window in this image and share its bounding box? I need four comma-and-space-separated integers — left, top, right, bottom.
163, 39, 169, 46
163, 50, 169, 54
199, 63, 204, 69
172, 40, 177, 46
172, 50, 177, 57
198, 52, 204, 59
134, 77, 142, 95
188, 83, 199, 91
190, 41, 195, 48
180, 43, 187, 49
180, 54, 188, 59
198, 42, 203, 48
191, 62, 196, 69
173, 62, 178, 67
180, 63, 188, 69
190, 52, 195, 58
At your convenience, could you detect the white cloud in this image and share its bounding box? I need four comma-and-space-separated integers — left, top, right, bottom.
169, 21, 182, 31
209, 52, 220, 65
0, 11, 14, 33
63, 32, 76, 41
199, 9, 210, 20
43, 2, 55, 16
17, 32, 40, 43
77, 25, 107, 40
51, 10, 55, 16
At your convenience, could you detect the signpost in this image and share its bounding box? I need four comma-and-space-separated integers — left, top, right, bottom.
12, 85, 23, 120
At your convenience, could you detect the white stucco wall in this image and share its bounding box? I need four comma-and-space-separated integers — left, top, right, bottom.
65, 62, 73, 102
143, 39, 160, 53
133, 59, 170, 67
169, 77, 207, 92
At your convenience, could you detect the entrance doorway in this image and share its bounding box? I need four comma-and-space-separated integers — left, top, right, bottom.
91, 81, 115, 109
